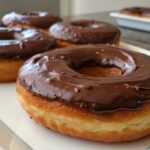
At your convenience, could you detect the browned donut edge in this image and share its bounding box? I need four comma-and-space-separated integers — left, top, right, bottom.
119, 13, 150, 19
55, 39, 120, 48
16, 82, 150, 142
0, 59, 24, 82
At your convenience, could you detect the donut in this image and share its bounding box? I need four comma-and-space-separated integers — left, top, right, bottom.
1, 11, 62, 31
120, 7, 150, 18
16, 45, 150, 142
0, 27, 55, 82
49, 20, 121, 47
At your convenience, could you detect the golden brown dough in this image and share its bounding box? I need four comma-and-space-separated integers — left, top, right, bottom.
0, 59, 24, 82
16, 82, 150, 142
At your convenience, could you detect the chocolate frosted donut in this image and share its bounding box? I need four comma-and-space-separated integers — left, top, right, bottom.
17, 45, 150, 142
0, 27, 55, 82
120, 7, 150, 18
2, 11, 62, 30
49, 20, 120, 47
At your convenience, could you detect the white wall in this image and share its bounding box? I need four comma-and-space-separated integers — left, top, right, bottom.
70, 0, 150, 15
0, 0, 60, 17
60, 0, 70, 16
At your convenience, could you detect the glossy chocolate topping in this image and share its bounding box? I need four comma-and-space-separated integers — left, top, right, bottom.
0, 27, 55, 59
18, 45, 150, 113
2, 11, 62, 29
120, 7, 150, 17
49, 20, 120, 44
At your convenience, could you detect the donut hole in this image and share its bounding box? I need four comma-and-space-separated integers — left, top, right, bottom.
71, 22, 88, 27
71, 21, 100, 28
70, 21, 106, 29
75, 60, 122, 77
77, 66, 122, 77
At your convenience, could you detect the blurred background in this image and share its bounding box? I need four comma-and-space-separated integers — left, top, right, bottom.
0, 0, 150, 17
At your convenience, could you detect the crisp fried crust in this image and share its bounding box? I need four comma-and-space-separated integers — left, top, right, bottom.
0, 59, 24, 82
16, 82, 150, 142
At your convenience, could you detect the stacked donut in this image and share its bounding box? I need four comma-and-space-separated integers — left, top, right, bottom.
0, 10, 150, 143
0, 11, 62, 82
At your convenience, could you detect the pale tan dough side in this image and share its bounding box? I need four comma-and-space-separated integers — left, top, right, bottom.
0, 59, 24, 82
16, 82, 150, 142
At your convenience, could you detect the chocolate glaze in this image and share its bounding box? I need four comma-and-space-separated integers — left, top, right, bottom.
2, 11, 62, 29
0, 27, 55, 59
18, 45, 150, 113
120, 7, 150, 17
49, 20, 120, 44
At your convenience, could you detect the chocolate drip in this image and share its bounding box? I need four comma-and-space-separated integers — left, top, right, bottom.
18, 45, 150, 113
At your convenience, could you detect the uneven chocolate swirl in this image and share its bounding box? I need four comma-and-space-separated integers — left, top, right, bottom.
120, 7, 150, 17
49, 20, 120, 44
18, 45, 150, 113
0, 27, 55, 59
2, 11, 62, 29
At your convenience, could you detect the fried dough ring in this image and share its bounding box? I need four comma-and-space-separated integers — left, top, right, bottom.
16, 82, 150, 142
